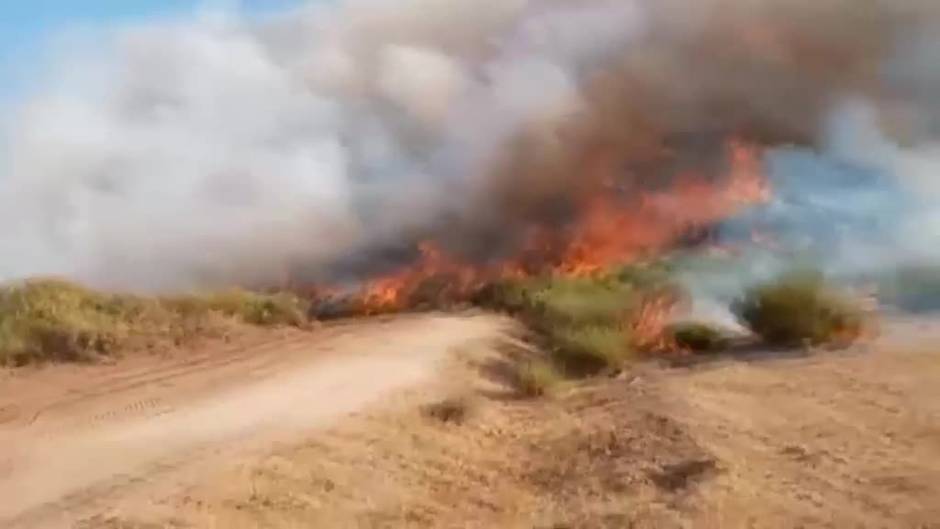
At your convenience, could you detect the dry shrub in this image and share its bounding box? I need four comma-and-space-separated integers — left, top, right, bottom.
179, 289, 308, 326
733, 272, 865, 348
0, 279, 310, 366
667, 322, 730, 354
513, 359, 562, 398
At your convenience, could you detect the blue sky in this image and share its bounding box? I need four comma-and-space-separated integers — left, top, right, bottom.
0, 0, 303, 103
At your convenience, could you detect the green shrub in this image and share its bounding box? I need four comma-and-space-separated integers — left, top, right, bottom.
668, 322, 730, 354
476, 261, 684, 378
732, 272, 864, 348
551, 325, 630, 374
616, 261, 679, 291
471, 277, 537, 313
528, 277, 638, 329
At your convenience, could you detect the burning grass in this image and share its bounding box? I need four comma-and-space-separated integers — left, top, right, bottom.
733, 272, 866, 348
0, 279, 310, 367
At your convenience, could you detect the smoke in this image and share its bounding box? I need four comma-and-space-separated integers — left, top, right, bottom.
0, 0, 939, 292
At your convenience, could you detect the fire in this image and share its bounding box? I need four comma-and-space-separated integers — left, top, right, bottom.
630, 291, 686, 353
554, 139, 770, 276
324, 139, 770, 314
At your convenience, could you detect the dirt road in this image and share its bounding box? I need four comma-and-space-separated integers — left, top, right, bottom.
4, 313, 940, 528
0, 313, 507, 528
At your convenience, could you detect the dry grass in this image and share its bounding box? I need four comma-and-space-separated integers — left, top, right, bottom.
80, 317, 940, 529
116, 376, 713, 529
0, 279, 310, 366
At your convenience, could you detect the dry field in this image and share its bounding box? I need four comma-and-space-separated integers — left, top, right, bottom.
2, 314, 940, 528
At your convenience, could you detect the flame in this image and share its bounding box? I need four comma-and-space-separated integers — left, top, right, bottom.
554, 139, 770, 276
327, 138, 770, 314
630, 291, 686, 353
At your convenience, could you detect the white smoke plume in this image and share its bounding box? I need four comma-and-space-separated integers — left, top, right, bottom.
0, 0, 938, 292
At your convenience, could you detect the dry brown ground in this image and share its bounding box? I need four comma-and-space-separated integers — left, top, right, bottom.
4, 314, 940, 528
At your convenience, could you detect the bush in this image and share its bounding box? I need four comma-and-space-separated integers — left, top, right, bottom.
732, 272, 864, 348
513, 359, 561, 398
0, 279, 310, 366
471, 277, 536, 314
0, 280, 133, 365
528, 277, 638, 329
551, 325, 631, 374
200, 290, 309, 326
668, 322, 730, 354
475, 262, 684, 377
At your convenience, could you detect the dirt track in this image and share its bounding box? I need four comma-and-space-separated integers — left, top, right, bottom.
0, 314, 506, 528
4, 313, 940, 528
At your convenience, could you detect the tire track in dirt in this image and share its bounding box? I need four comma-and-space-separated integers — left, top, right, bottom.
21, 333, 315, 428
0, 314, 509, 528
12, 324, 371, 437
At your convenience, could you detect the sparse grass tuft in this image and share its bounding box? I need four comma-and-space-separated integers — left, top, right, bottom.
733, 272, 865, 348
668, 322, 730, 354
513, 359, 562, 398
0, 279, 310, 367
422, 397, 472, 424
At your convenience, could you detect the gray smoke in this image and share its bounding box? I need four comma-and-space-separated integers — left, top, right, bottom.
0, 0, 938, 292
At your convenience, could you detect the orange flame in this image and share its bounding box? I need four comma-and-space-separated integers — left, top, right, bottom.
334, 139, 770, 314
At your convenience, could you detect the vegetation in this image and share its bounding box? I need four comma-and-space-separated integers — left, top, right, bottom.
478, 261, 683, 376
0, 279, 310, 367
667, 322, 730, 354
732, 271, 865, 348
549, 325, 629, 373
164, 289, 308, 327
422, 396, 472, 424
512, 359, 562, 398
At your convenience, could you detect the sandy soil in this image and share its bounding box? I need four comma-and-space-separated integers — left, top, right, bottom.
0, 313, 507, 528
4, 313, 940, 528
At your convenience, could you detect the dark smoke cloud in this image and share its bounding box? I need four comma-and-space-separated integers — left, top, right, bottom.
0, 0, 938, 291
